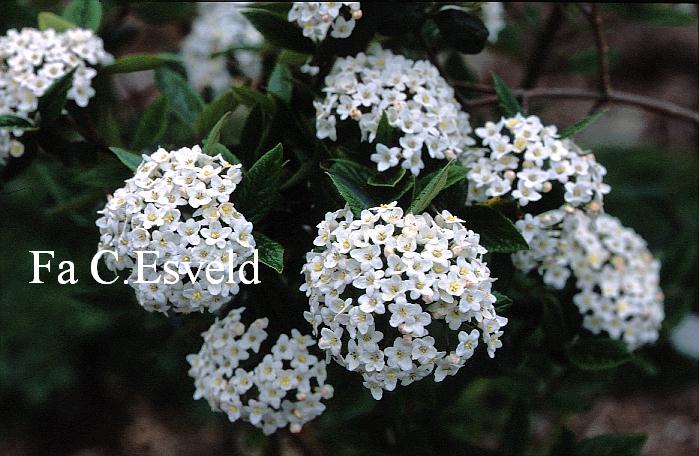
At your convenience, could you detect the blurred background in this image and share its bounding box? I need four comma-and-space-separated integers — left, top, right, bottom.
0, 2, 697, 455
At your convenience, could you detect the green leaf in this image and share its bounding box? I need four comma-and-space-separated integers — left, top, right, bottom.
255, 232, 284, 273
267, 63, 293, 104
241, 8, 315, 54
130, 96, 169, 150
492, 72, 522, 116
327, 172, 378, 217
38, 12, 76, 32
38, 67, 76, 125
368, 167, 406, 187
194, 90, 238, 139
234, 143, 284, 223
434, 7, 488, 54
374, 112, 394, 146
239, 104, 266, 165
231, 86, 276, 113
559, 110, 606, 138
109, 147, 142, 172
154, 67, 204, 126
0, 115, 34, 130
209, 143, 241, 165
409, 161, 459, 214
63, 0, 102, 31
493, 291, 513, 312
100, 53, 181, 75
573, 433, 647, 456
567, 337, 631, 371
203, 112, 232, 156
459, 205, 529, 253
542, 295, 567, 346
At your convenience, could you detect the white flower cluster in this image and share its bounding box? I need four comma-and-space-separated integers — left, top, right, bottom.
0, 27, 112, 164
96, 145, 255, 314
301, 203, 507, 400
182, 2, 263, 94
316, 46, 476, 176
512, 207, 664, 350
465, 114, 610, 206
288, 2, 362, 42
187, 308, 334, 435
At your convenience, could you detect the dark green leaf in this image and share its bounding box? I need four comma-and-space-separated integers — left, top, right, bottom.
38, 67, 76, 126
239, 104, 266, 165
434, 7, 489, 54
0, 115, 34, 130
130, 96, 169, 150
329, 159, 375, 184
409, 160, 468, 214
63, 0, 102, 31
542, 295, 567, 346
38, 12, 76, 32
459, 205, 529, 253
501, 397, 530, 456
559, 110, 606, 138
368, 167, 406, 187
203, 112, 232, 156
493, 291, 513, 312
327, 172, 378, 217
209, 143, 241, 165
255, 232, 284, 273
492, 72, 522, 116
193, 90, 238, 139
154, 67, 204, 125
573, 433, 647, 456
567, 337, 631, 371
267, 63, 293, 104
231, 86, 276, 113
241, 8, 315, 54
374, 111, 394, 146
101, 53, 181, 75
234, 143, 284, 223
109, 147, 142, 172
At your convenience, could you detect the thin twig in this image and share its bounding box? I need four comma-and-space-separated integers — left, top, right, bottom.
579, 3, 612, 98
452, 84, 699, 124
520, 4, 564, 89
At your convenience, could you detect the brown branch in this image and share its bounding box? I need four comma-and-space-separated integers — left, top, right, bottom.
520, 4, 564, 89
457, 86, 699, 124
579, 3, 612, 99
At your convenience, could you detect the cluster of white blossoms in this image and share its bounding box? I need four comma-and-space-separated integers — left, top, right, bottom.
182, 2, 263, 94
187, 308, 334, 435
0, 27, 112, 164
95, 145, 256, 314
316, 46, 476, 176
465, 114, 611, 206
512, 207, 664, 350
288, 2, 362, 42
301, 203, 507, 400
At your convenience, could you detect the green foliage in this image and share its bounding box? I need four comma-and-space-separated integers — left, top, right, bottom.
559, 110, 606, 138
109, 147, 141, 172
573, 433, 647, 456
154, 67, 204, 126
0, 114, 34, 129
203, 112, 232, 156
37, 67, 76, 125
374, 112, 395, 146
37, 12, 75, 32
130, 96, 169, 151
492, 72, 523, 116
234, 143, 285, 223
242, 7, 315, 54
62, 0, 102, 31
101, 53, 181, 75
193, 90, 239, 140
433, 7, 489, 54
458, 205, 529, 253
327, 171, 377, 216
267, 63, 294, 104
255, 232, 285, 273
409, 161, 466, 213
567, 337, 631, 371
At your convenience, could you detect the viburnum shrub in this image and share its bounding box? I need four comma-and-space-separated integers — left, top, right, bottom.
4, 2, 690, 454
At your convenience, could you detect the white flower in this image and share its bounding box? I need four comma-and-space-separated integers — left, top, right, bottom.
316, 46, 476, 175
465, 114, 611, 207
288, 2, 362, 42
187, 308, 333, 435
181, 2, 263, 94
95, 145, 255, 314
481, 3, 506, 43
0, 27, 112, 164
301, 203, 506, 399
512, 206, 664, 350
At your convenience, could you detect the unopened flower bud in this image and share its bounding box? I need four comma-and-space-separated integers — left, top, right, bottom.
352, 9, 363, 20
